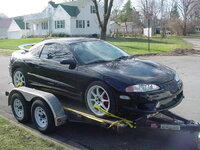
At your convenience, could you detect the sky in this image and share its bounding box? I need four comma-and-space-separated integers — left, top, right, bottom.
0, 0, 140, 18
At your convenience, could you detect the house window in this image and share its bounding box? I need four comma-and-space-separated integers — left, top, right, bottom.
42, 22, 48, 30
87, 20, 90, 27
55, 20, 65, 29
76, 20, 85, 28
90, 6, 96, 14
36, 24, 39, 30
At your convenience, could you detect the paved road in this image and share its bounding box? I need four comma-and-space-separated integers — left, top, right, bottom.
183, 38, 200, 50
0, 54, 199, 150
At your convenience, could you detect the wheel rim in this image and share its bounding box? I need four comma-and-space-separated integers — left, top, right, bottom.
13, 71, 25, 86
13, 99, 24, 119
87, 85, 110, 116
34, 107, 48, 128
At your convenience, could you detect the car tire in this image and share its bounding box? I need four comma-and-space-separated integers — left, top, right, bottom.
11, 93, 31, 123
85, 81, 117, 118
12, 68, 29, 87
31, 99, 55, 134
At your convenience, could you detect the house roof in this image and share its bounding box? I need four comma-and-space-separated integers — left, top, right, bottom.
50, 3, 59, 8
60, 4, 80, 17
14, 19, 25, 29
0, 18, 12, 28
50, 2, 80, 17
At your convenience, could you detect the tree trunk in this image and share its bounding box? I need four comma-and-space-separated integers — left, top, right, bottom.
183, 21, 187, 36
125, 22, 128, 34
100, 26, 107, 40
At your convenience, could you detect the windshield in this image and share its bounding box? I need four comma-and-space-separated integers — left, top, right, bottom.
70, 40, 129, 64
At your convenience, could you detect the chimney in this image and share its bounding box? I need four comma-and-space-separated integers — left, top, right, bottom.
48, 1, 55, 5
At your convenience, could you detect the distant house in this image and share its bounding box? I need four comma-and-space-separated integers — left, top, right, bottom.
8, 19, 30, 39
194, 26, 200, 34
110, 21, 120, 33
0, 18, 12, 39
24, 0, 107, 37
110, 21, 143, 36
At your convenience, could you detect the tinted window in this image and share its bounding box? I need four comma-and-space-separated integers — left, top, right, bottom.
29, 44, 43, 57
70, 41, 128, 64
40, 43, 71, 62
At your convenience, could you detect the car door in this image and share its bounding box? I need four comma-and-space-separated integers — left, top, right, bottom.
37, 43, 82, 100
24, 44, 44, 84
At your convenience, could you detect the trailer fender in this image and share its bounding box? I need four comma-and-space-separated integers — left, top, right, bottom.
8, 87, 67, 126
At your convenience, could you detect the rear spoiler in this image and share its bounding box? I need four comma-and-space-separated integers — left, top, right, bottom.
18, 43, 35, 52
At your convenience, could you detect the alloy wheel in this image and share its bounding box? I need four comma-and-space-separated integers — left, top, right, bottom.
87, 85, 110, 116
13, 71, 25, 86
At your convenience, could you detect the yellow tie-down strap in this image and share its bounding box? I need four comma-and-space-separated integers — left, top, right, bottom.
94, 104, 136, 129
15, 82, 24, 88
63, 106, 105, 123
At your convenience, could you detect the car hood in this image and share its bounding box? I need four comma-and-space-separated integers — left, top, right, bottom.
88, 58, 175, 85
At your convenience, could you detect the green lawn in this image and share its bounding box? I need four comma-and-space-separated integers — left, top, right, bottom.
0, 38, 43, 50
0, 117, 65, 150
107, 36, 192, 54
0, 36, 192, 54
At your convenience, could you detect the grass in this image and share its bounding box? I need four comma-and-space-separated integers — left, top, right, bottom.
0, 36, 193, 55
0, 117, 66, 150
107, 36, 192, 54
0, 38, 43, 50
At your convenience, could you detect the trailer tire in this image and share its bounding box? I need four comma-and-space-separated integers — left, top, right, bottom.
31, 100, 55, 134
11, 93, 31, 123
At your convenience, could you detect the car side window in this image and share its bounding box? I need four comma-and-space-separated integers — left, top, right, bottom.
40, 43, 72, 62
30, 45, 43, 57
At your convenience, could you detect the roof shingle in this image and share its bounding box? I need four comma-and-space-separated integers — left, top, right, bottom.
50, 3, 80, 17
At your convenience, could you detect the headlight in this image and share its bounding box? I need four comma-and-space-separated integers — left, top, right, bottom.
175, 73, 180, 82
125, 84, 160, 92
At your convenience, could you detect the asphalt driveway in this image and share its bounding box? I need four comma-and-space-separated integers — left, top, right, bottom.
0, 54, 199, 150
183, 38, 200, 50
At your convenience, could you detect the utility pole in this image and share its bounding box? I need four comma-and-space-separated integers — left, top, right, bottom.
145, 13, 153, 52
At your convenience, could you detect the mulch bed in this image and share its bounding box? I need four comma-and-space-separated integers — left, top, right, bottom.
134, 49, 200, 57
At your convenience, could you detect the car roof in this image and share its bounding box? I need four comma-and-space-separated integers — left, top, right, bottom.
42, 37, 100, 45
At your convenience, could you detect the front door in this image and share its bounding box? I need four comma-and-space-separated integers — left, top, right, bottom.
35, 43, 82, 99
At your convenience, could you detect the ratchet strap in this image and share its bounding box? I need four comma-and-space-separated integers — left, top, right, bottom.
94, 104, 135, 128
15, 82, 24, 88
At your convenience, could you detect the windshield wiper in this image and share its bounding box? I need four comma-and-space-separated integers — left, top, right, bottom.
87, 60, 110, 64
114, 56, 130, 61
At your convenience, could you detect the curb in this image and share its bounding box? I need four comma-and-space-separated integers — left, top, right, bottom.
0, 114, 88, 150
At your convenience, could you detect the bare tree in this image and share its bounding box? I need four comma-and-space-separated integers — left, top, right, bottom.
178, 0, 197, 35
140, 0, 160, 34
92, 0, 114, 40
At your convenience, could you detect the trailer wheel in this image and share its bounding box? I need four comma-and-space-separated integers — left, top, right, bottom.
31, 100, 55, 133
11, 93, 31, 123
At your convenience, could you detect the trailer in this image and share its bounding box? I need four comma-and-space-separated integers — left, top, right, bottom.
6, 87, 200, 148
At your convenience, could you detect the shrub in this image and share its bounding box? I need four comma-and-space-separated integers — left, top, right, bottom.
51, 33, 70, 37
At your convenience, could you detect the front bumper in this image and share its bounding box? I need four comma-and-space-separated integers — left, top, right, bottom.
118, 82, 184, 114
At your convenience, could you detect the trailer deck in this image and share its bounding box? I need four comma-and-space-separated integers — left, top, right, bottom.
6, 86, 200, 148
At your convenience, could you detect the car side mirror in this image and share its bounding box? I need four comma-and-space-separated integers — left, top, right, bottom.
60, 58, 76, 69
47, 53, 53, 59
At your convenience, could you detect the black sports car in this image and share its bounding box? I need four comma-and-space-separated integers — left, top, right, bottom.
9, 38, 184, 117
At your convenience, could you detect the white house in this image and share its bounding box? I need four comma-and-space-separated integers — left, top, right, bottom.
195, 26, 200, 34
24, 0, 107, 37
0, 18, 12, 39
7, 19, 30, 39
